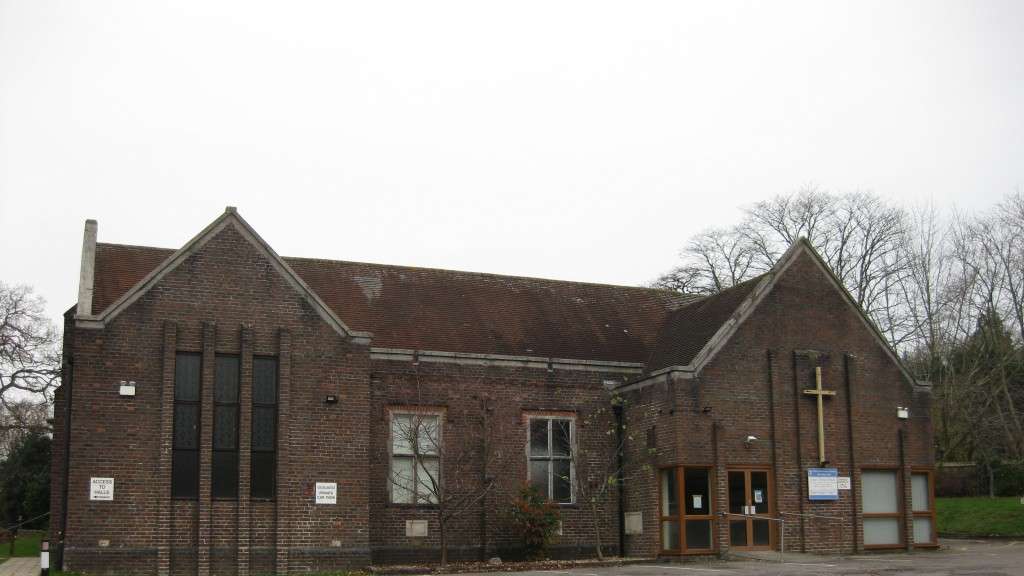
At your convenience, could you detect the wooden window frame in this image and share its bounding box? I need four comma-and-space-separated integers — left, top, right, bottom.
658, 464, 716, 555
860, 466, 904, 550
388, 407, 444, 506
911, 468, 938, 548
526, 415, 576, 505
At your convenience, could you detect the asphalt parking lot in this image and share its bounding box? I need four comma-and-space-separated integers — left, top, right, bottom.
460, 539, 1024, 576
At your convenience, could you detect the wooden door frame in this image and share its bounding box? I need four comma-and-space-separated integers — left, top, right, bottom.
726, 466, 775, 551
657, 464, 717, 555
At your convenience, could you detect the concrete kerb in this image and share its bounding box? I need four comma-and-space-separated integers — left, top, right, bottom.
369, 558, 659, 575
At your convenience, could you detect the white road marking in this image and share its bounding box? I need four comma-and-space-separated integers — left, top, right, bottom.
782, 563, 837, 567
634, 566, 727, 573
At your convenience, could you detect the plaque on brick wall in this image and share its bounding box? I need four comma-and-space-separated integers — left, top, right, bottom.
315, 482, 337, 504
624, 512, 643, 535
808, 468, 839, 501
406, 520, 428, 537
90, 477, 114, 501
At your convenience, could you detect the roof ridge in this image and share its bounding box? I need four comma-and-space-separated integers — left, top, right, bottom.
100, 242, 689, 297
670, 272, 770, 309
97, 242, 175, 251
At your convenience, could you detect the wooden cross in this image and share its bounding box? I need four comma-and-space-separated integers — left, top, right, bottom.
803, 366, 836, 465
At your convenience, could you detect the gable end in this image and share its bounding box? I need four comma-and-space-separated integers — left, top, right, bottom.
75, 208, 372, 344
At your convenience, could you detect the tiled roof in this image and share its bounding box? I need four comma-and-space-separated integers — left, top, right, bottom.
91, 243, 700, 363
644, 275, 767, 373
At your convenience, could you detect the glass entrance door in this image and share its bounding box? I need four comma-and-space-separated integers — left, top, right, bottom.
660, 466, 715, 554
727, 469, 772, 549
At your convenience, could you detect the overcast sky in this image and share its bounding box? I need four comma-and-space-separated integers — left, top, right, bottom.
2, 1, 1022, 325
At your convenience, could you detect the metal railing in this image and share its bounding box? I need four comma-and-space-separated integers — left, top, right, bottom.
3, 511, 50, 558
4, 511, 50, 533
719, 511, 786, 563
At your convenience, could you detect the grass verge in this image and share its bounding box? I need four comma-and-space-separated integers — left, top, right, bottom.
0, 530, 43, 560
936, 496, 1024, 537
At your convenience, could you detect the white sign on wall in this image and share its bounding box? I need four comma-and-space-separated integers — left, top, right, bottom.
837, 476, 852, 490
807, 468, 839, 501
90, 477, 114, 501
315, 482, 337, 504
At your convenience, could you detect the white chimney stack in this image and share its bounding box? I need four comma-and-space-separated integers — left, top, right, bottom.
77, 219, 97, 317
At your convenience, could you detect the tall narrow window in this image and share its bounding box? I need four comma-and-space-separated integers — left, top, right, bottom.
390, 412, 441, 504
861, 469, 902, 547
172, 353, 201, 499
911, 471, 936, 546
251, 357, 277, 499
212, 355, 239, 498
527, 416, 574, 504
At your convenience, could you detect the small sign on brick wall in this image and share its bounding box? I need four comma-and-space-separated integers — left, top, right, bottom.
90, 477, 114, 501
406, 520, 428, 537
315, 482, 337, 504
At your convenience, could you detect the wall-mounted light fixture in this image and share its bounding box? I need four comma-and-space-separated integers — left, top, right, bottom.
744, 435, 758, 447
325, 394, 338, 404
896, 407, 909, 420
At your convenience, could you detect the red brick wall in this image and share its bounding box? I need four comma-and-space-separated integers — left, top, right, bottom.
52, 231, 935, 574
622, 249, 934, 557
367, 358, 626, 564
55, 224, 371, 575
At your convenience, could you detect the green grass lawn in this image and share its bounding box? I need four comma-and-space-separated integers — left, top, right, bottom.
937, 497, 1024, 537
0, 530, 43, 560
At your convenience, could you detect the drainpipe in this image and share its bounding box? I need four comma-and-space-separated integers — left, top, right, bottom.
613, 404, 625, 557
58, 361, 73, 571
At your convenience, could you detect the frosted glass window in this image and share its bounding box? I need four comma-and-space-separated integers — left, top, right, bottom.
662, 521, 680, 551
661, 469, 679, 516
863, 518, 900, 546
861, 470, 899, 514
912, 474, 930, 512
913, 517, 933, 544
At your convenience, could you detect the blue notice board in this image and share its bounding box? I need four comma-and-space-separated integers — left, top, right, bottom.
807, 468, 839, 501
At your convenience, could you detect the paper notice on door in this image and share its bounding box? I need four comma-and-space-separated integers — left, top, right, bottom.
754, 489, 763, 504
692, 495, 702, 509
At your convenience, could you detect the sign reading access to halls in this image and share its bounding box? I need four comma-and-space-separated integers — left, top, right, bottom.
90, 477, 114, 501
807, 468, 839, 501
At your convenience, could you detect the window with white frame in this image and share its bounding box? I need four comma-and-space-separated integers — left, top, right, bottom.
390, 412, 441, 504
528, 416, 574, 504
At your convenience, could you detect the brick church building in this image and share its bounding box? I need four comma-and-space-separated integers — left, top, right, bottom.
51, 208, 935, 575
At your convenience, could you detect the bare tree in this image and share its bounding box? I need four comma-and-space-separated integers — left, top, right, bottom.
0, 400, 51, 458
654, 227, 760, 295
0, 283, 60, 431
389, 394, 508, 566
912, 196, 1024, 465
567, 394, 651, 560
742, 185, 836, 268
